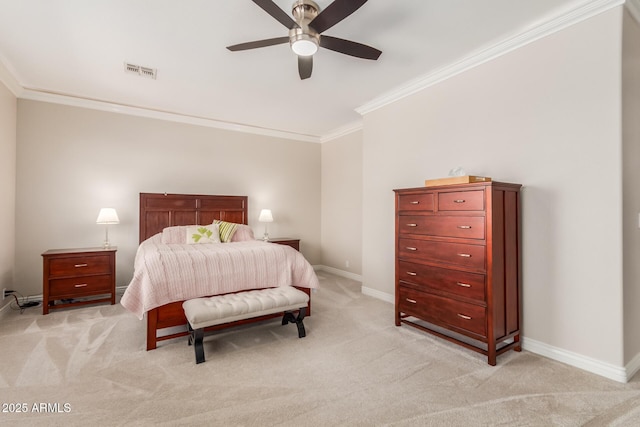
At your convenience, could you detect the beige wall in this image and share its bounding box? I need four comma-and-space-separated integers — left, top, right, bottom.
362, 8, 625, 365
0, 80, 16, 310
622, 9, 640, 365
15, 100, 321, 297
321, 130, 363, 276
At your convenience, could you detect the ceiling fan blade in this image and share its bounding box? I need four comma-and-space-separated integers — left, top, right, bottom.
227, 36, 289, 51
252, 0, 300, 30
298, 55, 313, 80
309, 0, 368, 34
320, 36, 381, 60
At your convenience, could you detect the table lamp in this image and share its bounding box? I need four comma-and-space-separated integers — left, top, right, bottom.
96, 208, 119, 248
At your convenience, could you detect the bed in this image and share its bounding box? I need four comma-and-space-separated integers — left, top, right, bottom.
121, 193, 317, 350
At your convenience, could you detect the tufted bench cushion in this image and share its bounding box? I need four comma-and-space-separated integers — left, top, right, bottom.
183, 286, 309, 364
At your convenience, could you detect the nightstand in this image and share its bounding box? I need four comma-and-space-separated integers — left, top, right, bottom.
42, 247, 117, 314
267, 238, 300, 251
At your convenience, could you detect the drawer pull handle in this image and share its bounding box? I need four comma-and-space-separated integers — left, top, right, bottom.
406, 298, 417, 304
454, 199, 466, 203
74, 264, 88, 268
406, 223, 418, 227
406, 272, 417, 276
456, 282, 471, 288
457, 225, 471, 229
457, 253, 471, 258
410, 201, 420, 205
457, 313, 472, 320
405, 247, 417, 251
74, 283, 88, 288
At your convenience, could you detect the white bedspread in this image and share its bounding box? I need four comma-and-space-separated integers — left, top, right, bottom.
121, 234, 319, 319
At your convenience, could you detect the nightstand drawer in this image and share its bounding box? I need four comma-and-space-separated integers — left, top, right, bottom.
399, 286, 486, 337
268, 238, 300, 251
49, 274, 113, 298
48, 254, 112, 277
398, 215, 485, 239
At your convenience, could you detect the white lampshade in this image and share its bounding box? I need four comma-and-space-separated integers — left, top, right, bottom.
96, 208, 120, 224
258, 209, 273, 223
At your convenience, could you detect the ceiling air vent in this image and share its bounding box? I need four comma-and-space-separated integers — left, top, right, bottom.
124, 62, 157, 79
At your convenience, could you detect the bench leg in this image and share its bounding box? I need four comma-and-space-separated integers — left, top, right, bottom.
282, 307, 307, 338
190, 327, 205, 364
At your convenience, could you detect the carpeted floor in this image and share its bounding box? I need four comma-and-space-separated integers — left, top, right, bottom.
1, 271, 639, 426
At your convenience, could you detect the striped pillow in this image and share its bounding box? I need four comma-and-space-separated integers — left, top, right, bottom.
212, 220, 239, 243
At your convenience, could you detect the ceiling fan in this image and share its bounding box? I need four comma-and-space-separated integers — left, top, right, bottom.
226, 0, 382, 80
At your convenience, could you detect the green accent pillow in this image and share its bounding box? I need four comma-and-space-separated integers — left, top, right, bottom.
213, 220, 239, 243
186, 225, 221, 244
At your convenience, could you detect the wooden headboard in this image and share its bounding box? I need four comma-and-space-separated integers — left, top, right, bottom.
139, 193, 248, 243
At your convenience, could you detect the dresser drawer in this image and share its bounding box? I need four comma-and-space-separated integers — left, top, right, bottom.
48, 254, 112, 277
438, 190, 484, 211
399, 286, 486, 337
399, 238, 485, 270
398, 215, 485, 239
398, 193, 435, 212
49, 274, 113, 298
398, 261, 485, 301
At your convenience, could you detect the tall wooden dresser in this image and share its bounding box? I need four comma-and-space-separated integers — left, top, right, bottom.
394, 181, 521, 365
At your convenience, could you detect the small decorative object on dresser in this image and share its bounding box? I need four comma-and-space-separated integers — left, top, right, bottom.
42, 247, 117, 315
394, 181, 521, 365
267, 238, 300, 251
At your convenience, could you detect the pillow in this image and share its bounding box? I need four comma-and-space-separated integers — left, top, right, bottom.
212, 220, 239, 243
161, 225, 190, 244
230, 224, 255, 242
186, 224, 221, 244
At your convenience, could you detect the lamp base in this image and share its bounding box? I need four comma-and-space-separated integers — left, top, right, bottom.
262, 233, 269, 242
102, 226, 111, 249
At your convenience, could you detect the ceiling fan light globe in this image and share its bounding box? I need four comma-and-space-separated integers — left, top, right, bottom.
291, 39, 318, 56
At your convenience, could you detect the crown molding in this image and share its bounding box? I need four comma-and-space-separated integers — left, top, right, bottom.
0, 58, 23, 97
319, 120, 363, 143
627, 0, 640, 23
3, 0, 626, 141
18, 88, 322, 143
356, 0, 625, 116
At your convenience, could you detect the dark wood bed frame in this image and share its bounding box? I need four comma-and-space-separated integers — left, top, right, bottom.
139, 192, 311, 350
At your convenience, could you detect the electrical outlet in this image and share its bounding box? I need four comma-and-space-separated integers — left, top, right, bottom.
345, 260, 350, 268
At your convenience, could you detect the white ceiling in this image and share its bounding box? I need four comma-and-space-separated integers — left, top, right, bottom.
0, 0, 624, 140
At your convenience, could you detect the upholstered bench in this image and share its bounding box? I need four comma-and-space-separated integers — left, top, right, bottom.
182, 287, 309, 364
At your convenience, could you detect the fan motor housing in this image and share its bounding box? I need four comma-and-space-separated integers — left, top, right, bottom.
290, 0, 320, 55
292, 0, 319, 23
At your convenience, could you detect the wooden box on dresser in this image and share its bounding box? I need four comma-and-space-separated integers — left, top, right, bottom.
42, 247, 117, 315
394, 181, 521, 365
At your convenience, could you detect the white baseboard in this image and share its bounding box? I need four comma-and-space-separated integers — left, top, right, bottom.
315, 265, 363, 282
0, 299, 12, 321
522, 337, 632, 383
361, 286, 394, 304
349, 280, 638, 383
625, 351, 640, 382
